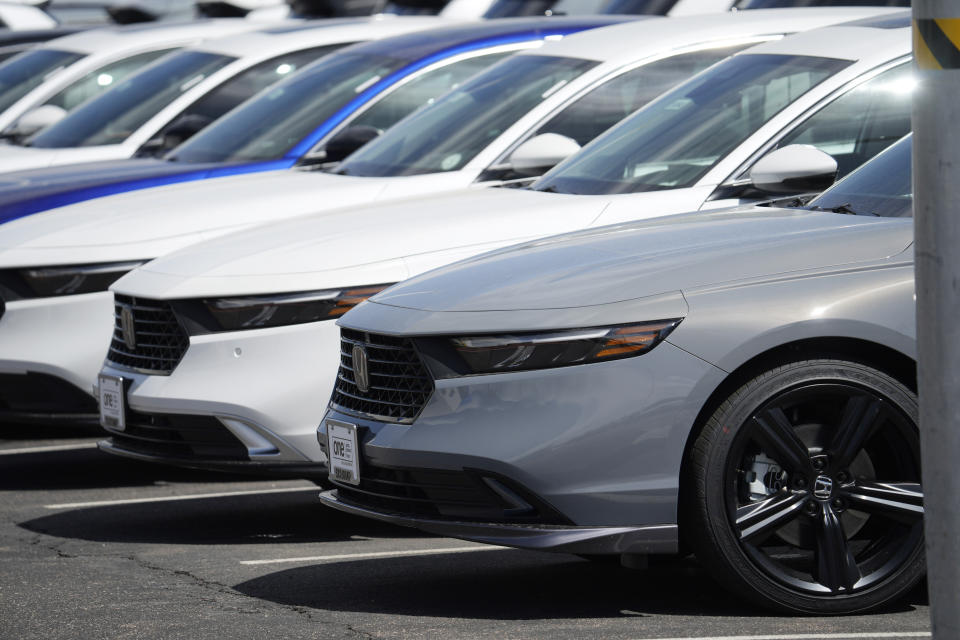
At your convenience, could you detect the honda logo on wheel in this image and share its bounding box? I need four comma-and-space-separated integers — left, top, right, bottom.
813, 475, 834, 500
352, 344, 370, 393
120, 305, 136, 351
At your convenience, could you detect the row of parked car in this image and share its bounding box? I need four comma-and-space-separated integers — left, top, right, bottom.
0, 5, 922, 616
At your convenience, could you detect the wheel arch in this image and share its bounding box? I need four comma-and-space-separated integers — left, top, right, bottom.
676, 335, 916, 541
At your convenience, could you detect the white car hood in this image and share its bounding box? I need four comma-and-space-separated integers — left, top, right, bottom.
115, 187, 610, 299
0, 169, 468, 267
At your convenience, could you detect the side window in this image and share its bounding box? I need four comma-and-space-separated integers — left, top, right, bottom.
533, 44, 753, 147
44, 48, 175, 111
176, 44, 346, 125
345, 51, 512, 133
770, 63, 912, 179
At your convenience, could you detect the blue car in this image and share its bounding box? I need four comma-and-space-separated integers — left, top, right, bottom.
0, 16, 631, 220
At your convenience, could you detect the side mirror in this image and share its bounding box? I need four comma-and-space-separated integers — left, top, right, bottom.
319, 125, 382, 164
507, 133, 581, 177
749, 144, 838, 195
10, 104, 67, 138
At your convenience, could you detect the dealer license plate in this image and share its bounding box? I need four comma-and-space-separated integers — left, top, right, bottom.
98, 374, 126, 431
327, 419, 360, 485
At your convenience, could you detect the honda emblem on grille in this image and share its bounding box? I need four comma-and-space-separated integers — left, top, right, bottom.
813, 475, 834, 500
352, 344, 370, 394
120, 305, 136, 351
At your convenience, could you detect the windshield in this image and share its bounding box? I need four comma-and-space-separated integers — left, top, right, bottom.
533, 54, 850, 195
483, 0, 676, 16
170, 52, 411, 163
0, 49, 85, 115
29, 50, 234, 149
41, 48, 174, 113
337, 55, 597, 177
735, 0, 907, 7
805, 134, 911, 218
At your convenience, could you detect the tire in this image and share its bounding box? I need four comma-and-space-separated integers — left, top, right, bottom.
685, 358, 926, 614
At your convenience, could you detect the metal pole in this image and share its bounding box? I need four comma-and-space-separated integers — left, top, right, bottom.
913, 5, 960, 638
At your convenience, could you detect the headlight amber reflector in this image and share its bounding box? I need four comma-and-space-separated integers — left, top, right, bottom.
448, 319, 682, 375
204, 284, 393, 331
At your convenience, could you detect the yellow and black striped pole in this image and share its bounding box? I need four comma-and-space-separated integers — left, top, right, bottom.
913, 4, 960, 640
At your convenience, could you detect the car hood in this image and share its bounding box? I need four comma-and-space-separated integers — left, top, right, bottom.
0, 144, 123, 172
367, 205, 914, 315
115, 187, 608, 298
0, 158, 234, 221
0, 169, 403, 266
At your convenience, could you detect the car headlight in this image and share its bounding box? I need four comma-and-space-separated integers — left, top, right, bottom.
8, 261, 148, 298
419, 319, 682, 378
201, 284, 393, 331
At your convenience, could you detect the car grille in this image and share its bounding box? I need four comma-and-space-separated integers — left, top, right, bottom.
331, 328, 433, 423
331, 462, 567, 524
105, 410, 248, 461
107, 294, 189, 375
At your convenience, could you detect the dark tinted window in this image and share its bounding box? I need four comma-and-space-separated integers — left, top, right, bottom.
43, 48, 174, 111
0, 48, 84, 114
30, 50, 234, 148
806, 134, 911, 218
338, 55, 597, 177
169, 52, 409, 163
772, 63, 912, 179
534, 43, 753, 147
534, 54, 849, 195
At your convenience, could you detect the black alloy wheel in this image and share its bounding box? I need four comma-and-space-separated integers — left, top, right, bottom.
686, 358, 926, 614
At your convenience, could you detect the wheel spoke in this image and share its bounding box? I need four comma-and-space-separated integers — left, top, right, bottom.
814, 504, 861, 592
750, 406, 812, 474
843, 481, 924, 524
829, 395, 885, 469
736, 491, 808, 542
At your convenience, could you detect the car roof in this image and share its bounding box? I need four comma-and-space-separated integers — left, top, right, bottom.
191, 16, 449, 58
35, 18, 262, 55
333, 15, 637, 63
520, 7, 905, 64
737, 15, 910, 61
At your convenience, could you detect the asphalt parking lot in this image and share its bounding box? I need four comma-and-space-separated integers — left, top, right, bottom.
0, 425, 933, 640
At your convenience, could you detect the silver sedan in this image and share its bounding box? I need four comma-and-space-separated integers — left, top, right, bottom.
319, 135, 921, 615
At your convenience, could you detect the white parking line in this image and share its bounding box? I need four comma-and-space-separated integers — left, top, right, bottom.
0, 442, 98, 455
641, 633, 930, 640
44, 485, 317, 509
240, 545, 509, 566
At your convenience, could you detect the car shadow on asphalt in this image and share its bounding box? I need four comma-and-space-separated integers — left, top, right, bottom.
232, 551, 928, 620
0, 442, 288, 491
18, 489, 425, 546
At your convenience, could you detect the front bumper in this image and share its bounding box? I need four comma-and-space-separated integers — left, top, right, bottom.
0, 292, 114, 424
318, 340, 726, 549
319, 488, 679, 554
99, 319, 342, 474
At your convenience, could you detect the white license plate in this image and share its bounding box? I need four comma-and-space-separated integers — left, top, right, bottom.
327, 419, 360, 485
98, 374, 126, 431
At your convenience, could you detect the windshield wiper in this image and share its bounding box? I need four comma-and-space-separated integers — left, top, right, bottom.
809, 202, 879, 217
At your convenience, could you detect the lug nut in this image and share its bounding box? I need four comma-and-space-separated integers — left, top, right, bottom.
794, 476, 807, 489
804, 502, 819, 516
813, 458, 826, 471
832, 498, 845, 510
836, 471, 849, 483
